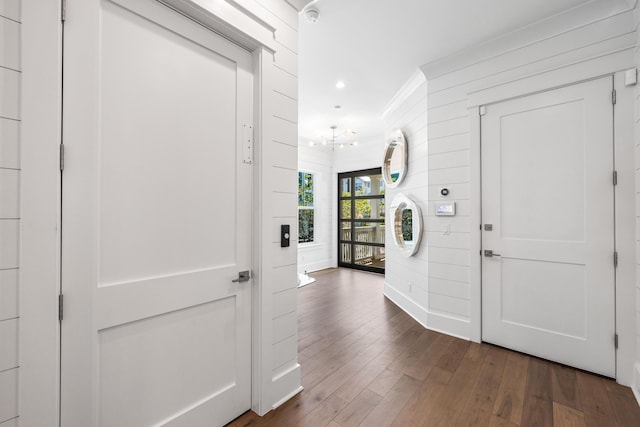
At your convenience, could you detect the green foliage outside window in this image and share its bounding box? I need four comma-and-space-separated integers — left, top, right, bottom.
402, 209, 413, 241
298, 172, 314, 243
298, 172, 313, 207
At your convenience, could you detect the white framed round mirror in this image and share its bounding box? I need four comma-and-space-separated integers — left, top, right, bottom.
382, 129, 408, 187
390, 193, 423, 257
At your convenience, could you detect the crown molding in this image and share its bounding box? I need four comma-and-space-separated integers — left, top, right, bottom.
381, 70, 427, 120
420, 0, 635, 80
286, 0, 315, 12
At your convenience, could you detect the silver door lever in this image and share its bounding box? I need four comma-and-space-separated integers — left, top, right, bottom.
232, 270, 251, 283
484, 250, 501, 257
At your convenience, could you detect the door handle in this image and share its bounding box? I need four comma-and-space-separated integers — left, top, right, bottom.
484, 250, 501, 257
232, 270, 251, 283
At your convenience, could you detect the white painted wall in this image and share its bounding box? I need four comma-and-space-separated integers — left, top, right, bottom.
0, 2, 20, 425
333, 137, 385, 174
384, 4, 639, 386
383, 80, 431, 310
383, 77, 472, 337
297, 144, 334, 273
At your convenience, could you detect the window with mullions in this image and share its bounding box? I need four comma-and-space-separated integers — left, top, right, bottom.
338, 168, 385, 273
298, 171, 314, 243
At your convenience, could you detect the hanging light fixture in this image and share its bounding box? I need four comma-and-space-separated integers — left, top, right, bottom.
309, 125, 358, 150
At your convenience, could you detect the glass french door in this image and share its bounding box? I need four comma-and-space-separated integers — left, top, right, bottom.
338, 168, 385, 273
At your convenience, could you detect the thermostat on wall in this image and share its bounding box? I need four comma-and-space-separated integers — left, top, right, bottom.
435, 201, 456, 216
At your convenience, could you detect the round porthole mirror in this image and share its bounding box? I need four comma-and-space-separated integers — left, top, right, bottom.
382, 129, 408, 187
390, 193, 423, 257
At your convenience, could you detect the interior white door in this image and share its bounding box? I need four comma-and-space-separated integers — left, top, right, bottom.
61, 0, 253, 425
481, 77, 615, 377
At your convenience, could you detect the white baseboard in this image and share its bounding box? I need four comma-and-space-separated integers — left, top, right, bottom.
633, 362, 640, 407
298, 259, 333, 274
384, 282, 471, 341
270, 363, 302, 410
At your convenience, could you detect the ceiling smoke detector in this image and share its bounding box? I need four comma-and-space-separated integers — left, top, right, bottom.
304, 7, 319, 23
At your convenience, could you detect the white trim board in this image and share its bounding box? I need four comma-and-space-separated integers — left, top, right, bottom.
384, 282, 471, 341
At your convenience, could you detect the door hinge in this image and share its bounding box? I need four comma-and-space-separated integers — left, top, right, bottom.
479, 106, 487, 116
61, 0, 66, 22
614, 333, 619, 349
612, 90, 616, 105
614, 251, 618, 268
613, 170, 617, 186
58, 294, 64, 321
60, 144, 65, 172
242, 124, 253, 164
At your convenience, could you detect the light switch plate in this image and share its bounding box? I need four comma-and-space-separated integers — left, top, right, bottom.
435, 201, 456, 216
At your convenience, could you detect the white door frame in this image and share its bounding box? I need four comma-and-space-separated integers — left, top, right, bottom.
468, 70, 637, 386
20, 1, 291, 424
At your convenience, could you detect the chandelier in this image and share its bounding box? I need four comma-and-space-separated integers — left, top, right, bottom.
309, 125, 358, 150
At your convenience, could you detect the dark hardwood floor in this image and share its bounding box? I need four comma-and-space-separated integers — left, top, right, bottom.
228, 268, 640, 427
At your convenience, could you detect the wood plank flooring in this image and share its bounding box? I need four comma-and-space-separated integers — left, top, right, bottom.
227, 268, 640, 427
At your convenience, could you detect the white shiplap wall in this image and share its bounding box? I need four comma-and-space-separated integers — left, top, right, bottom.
254, 0, 302, 412
298, 144, 334, 273
385, 4, 639, 376
382, 82, 435, 329
0, 1, 20, 426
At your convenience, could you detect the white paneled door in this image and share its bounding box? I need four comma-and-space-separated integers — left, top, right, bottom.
481, 77, 615, 377
61, 0, 253, 425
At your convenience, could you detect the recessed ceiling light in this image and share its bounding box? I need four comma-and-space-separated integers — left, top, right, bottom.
336, 81, 345, 89
334, 105, 341, 109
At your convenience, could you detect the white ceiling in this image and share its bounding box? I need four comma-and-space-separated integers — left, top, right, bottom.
298, 0, 632, 146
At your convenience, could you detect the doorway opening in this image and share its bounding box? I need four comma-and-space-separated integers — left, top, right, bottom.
338, 168, 386, 273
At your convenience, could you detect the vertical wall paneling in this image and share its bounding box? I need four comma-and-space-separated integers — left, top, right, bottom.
0, 2, 20, 425
383, 5, 638, 386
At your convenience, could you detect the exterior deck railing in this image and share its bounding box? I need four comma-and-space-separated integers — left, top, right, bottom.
341, 225, 385, 264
